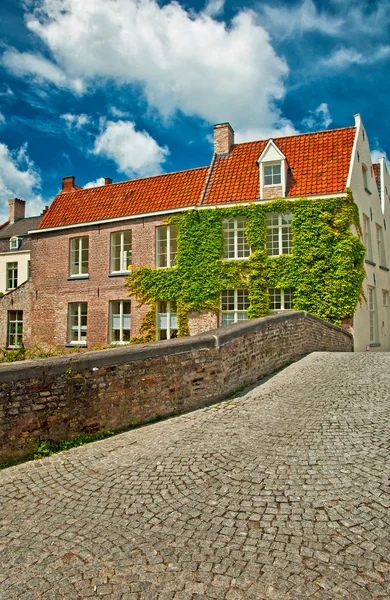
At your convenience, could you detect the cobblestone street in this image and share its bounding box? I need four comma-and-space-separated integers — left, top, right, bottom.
1, 352, 390, 600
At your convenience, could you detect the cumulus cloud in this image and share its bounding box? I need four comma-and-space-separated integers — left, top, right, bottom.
8, 0, 293, 138
61, 113, 90, 129
0, 113, 5, 126
1, 50, 84, 93
93, 120, 169, 178
371, 149, 390, 171
84, 177, 106, 188
0, 142, 45, 221
302, 103, 332, 130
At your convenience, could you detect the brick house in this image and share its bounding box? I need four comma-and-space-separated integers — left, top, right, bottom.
2, 114, 390, 352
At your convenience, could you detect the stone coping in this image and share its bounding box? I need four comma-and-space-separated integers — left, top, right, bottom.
0, 311, 351, 382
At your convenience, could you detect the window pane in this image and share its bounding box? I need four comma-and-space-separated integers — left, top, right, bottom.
157, 226, 168, 268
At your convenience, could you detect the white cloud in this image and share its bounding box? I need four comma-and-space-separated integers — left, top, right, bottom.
0, 142, 45, 221
84, 177, 106, 188
302, 103, 332, 130
204, 0, 225, 18
371, 149, 390, 171
0, 113, 5, 126
1, 49, 84, 93
93, 120, 169, 178
321, 45, 390, 69
259, 0, 343, 39
61, 113, 90, 129
109, 107, 131, 119
13, 0, 293, 138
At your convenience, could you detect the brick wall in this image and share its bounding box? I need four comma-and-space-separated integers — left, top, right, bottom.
0, 311, 353, 462
262, 185, 283, 199
0, 281, 34, 348
188, 310, 218, 335
30, 215, 166, 348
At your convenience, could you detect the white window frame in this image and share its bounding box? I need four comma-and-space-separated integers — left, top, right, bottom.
263, 162, 282, 187
266, 212, 293, 256
362, 214, 373, 262
10, 236, 21, 250
109, 300, 131, 344
376, 224, 386, 267
157, 300, 178, 340
69, 236, 89, 277
368, 287, 378, 344
220, 289, 250, 326
382, 290, 388, 307
156, 225, 178, 269
6, 262, 18, 290
269, 288, 293, 311
222, 217, 250, 260
67, 302, 88, 346
110, 231, 132, 273
8, 310, 23, 348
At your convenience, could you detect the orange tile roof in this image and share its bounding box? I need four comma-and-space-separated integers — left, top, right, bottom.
204, 127, 356, 205
39, 167, 209, 229
38, 126, 356, 230
373, 163, 380, 190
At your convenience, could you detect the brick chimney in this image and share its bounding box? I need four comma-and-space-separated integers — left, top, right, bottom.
104, 177, 112, 185
62, 176, 76, 193
214, 123, 234, 155
8, 198, 26, 223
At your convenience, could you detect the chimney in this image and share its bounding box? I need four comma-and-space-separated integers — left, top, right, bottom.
104, 177, 113, 185
41, 205, 49, 215
62, 176, 75, 193
214, 123, 234, 155
8, 198, 26, 223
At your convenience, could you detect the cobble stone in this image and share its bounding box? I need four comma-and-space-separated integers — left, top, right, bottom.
0, 352, 389, 599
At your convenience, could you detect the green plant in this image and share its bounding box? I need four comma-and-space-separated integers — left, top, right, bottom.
127, 191, 365, 331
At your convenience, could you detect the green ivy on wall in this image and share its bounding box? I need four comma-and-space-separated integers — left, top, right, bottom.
127, 191, 365, 342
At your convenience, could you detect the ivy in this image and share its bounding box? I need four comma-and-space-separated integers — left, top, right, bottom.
126, 191, 365, 341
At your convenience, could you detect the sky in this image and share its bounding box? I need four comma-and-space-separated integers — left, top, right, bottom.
0, 0, 389, 221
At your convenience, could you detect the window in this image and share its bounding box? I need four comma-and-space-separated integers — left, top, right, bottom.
368, 287, 378, 343
363, 214, 373, 261
156, 225, 178, 268
220, 289, 249, 326
376, 225, 386, 267
264, 163, 281, 186
27, 261, 31, 279
362, 164, 370, 192
111, 231, 132, 273
266, 212, 293, 256
382, 290, 388, 307
68, 303, 87, 345
10, 237, 21, 250
8, 311, 23, 347
6, 262, 18, 290
110, 301, 131, 343
269, 288, 293, 311
69, 237, 89, 277
223, 217, 250, 259
157, 301, 178, 340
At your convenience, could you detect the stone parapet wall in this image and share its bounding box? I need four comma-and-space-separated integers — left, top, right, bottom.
0, 311, 352, 462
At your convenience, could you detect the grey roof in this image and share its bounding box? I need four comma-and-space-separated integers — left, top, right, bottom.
0, 216, 42, 239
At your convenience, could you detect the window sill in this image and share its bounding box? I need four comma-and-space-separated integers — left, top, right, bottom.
67, 275, 89, 280
369, 342, 381, 348
65, 343, 87, 348
379, 265, 389, 271
222, 257, 251, 261
156, 265, 177, 270
108, 272, 132, 277
109, 341, 131, 346
364, 259, 376, 266
364, 188, 372, 195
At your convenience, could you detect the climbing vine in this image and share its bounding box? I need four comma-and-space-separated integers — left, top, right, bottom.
127, 191, 365, 341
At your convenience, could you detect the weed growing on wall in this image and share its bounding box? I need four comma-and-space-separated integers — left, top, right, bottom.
127, 192, 365, 341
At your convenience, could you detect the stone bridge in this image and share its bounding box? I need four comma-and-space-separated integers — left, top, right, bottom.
1, 352, 390, 599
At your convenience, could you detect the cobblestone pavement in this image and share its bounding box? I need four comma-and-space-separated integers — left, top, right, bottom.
1, 352, 390, 600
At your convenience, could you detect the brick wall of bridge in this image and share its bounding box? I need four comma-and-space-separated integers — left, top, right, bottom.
0, 311, 352, 462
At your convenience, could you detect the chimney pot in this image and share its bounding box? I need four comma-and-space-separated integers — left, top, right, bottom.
105, 177, 113, 185
214, 122, 234, 155
8, 198, 26, 223
62, 176, 75, 193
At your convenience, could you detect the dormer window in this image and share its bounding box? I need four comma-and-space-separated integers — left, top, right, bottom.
10, 237, 21, 250
264, 163, 282, 186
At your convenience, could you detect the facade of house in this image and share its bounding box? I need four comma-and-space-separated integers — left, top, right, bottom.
1, 114, 389, 352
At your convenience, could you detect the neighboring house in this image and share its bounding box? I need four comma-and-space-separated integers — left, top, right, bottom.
0, 199, 42, 294
1, 114, 389, 352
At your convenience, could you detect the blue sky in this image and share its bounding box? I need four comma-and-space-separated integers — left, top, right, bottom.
0, 0, 389, 220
